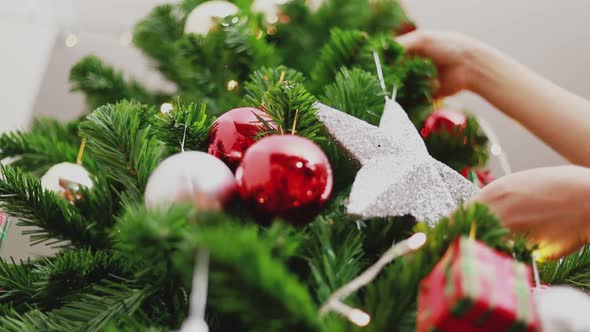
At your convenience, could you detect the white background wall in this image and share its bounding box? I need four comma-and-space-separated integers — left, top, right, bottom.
2, 0, 588, 259
405, 0, 589, 171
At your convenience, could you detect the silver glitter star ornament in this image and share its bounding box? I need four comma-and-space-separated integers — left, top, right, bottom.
316, 53, 479, 225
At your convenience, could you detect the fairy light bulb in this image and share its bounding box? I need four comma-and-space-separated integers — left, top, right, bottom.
348, 309, 371, 327
408, 232, 427, 250
119, 31, 133, 46
160, 103, 174, 114
490, 144, 502, 156
65, 33, 78, 48
226, 80, 239, 91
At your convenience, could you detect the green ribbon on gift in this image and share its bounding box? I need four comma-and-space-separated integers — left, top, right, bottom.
448, 237, 535, 331
0, 215, 11, 252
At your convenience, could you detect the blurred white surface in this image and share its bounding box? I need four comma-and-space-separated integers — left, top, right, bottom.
0, 20, 56, 133
0, 8, 57, 259
2, 0, 590, 259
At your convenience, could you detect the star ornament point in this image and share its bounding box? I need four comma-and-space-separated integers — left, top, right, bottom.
316, 99, 479, 225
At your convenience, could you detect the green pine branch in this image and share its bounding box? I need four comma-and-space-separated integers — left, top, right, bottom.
320, 67, 384, 125
0, 165, 107, 248
262, 84, 321, 140
78, 101, 165, 203
306, 217, 364, 304
0, 119, 83, 177
362, 0, 410, 35
70, 56, 167, 111
0, 258, 41, 313
150, 100, 214, 154
311, 29, 369, 91
541, 246, 590, 291
0, 309, 75, 332
391, 55, 437, 110
244, 66, 306, 103
51, 279, 151, 332
1, 279, 152, 332
112, 205, 200, 285
269, 0, 316, 72
425, 114, 490, 171
202, 224, 322, 332
73, 176, 117, 232
133, 4, 184, 82
310, 28, 435, 112
33, 249, 125, 310
245, 67, 321, 141
114, 205, 320, 332
221, 15, 281, 80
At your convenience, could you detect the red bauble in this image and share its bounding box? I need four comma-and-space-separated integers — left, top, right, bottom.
235, 135, 333, 225
208, 107, 274, 171
421, 108, 467, 139
460, 166, 495, 188
396, 21, 417, 36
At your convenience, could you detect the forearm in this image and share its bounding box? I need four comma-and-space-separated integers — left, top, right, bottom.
466, 45, 590, 167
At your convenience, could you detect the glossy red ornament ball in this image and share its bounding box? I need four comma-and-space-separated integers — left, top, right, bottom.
421, 108, 467, 139
235, 135, 333, 225
208, 107, 274, 171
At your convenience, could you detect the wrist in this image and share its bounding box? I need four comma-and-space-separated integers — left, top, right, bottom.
464, 42, 502, 96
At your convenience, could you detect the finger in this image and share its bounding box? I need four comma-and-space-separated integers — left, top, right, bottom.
430, 79, 441, 98
396, 30, 427, 55
436, 67, 468, 98
471, 185, 493, 204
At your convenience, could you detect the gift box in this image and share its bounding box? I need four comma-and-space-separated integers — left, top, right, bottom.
417, 237, 540, 332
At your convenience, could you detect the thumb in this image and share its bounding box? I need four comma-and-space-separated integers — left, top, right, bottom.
396, 30, 428, 55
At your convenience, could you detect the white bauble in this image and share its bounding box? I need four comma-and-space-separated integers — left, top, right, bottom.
534, 286, 590, 332
251, 0, 289, 23
184, 1, 240, 36
145, 151, 236, 210
41, 162, 93, 194
306, 0, 325, 12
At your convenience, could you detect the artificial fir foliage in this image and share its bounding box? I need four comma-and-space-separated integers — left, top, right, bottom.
0, 0, 588, 331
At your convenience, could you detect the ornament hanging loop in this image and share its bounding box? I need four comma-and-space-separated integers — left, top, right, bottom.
76, 137, 88, 165
181, 123, 188, 153
373, 51, 388, 99
372, 51, 398, 102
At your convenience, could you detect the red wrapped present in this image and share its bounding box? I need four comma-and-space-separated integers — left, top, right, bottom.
417, 237, 540, 332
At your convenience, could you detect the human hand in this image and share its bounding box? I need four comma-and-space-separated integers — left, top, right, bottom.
473, 166, 590, 260
397, 30, 485, 97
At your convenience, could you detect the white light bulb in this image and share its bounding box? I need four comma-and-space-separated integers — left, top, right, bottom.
491, 144, 502, 156
348, 309, 371, 327
408, 233, 427, 250
65, 34, 78, 48
160, 103, 174, 114
119, 31, 133, 46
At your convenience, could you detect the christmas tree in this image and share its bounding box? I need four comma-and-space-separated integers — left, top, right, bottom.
0, 1, 588, 331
